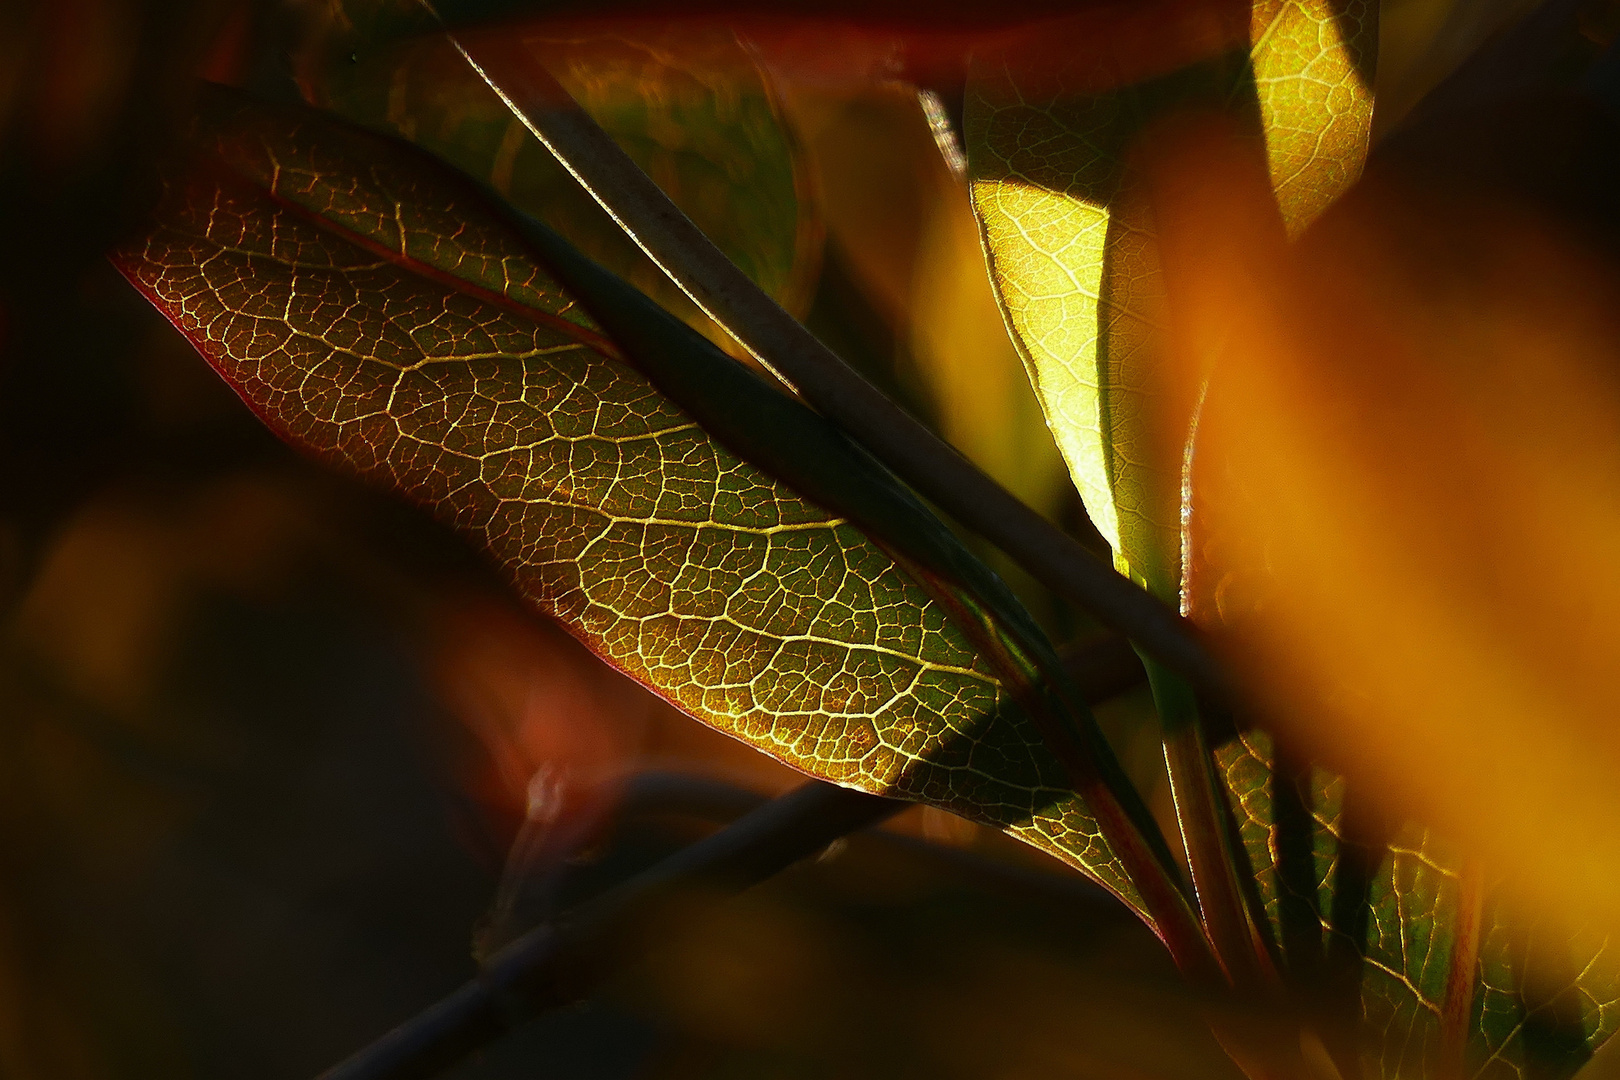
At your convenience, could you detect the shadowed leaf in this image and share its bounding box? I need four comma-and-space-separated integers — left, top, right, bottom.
1217, 733, 1620, 1079
109, 86, 1179, 928
302, 15, 822, 349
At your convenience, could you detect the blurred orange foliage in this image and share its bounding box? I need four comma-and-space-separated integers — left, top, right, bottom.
1150, 107, 1620, 930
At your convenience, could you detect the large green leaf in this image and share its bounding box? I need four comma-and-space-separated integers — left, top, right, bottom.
965, 0, 1376, 600
1217, 731, 1620, 1078
109, 87, 1183, 931
302, 16, 821, 349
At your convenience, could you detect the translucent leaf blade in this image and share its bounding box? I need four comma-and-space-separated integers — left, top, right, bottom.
1216, 731, 1620, 1079
965, 3, 1376, 598
110, 87, 1155, 921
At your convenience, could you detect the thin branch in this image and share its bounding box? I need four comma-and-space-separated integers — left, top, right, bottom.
1059, 633, 1148, 702
1160, 705, 1265, 988
316, 781, 901, 1080
486, 769, 1129, 955
471, 634, 1152, 956
422, 10, 1228, 702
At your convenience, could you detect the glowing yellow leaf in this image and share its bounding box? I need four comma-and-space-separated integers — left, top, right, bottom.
965, 1, 1376, 601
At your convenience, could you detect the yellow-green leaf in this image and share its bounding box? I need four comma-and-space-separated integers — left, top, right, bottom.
110, 86, 1175, 927
965, 2, 1376, 601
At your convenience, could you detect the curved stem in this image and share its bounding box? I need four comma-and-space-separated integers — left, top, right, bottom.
1148, 659, 1265, 989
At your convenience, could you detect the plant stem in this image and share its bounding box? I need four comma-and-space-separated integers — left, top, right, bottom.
1059, 633, 1149, 702
425, 12, 1228, 701
316, 780, 902, 1080
1439, 858, 1485, 1080
911, 562, 1219, 984
489, 770, 1129, 952
1144, 657, 1265, 989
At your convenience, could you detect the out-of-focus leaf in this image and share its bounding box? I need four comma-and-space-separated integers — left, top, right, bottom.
966, 4, 1378, 1006
302, 17, 822, 351
110, 87, 1180, 927
964, 0, 1376, 600
1146, 96, 1620, 1078
1218, 733, 1620, 1079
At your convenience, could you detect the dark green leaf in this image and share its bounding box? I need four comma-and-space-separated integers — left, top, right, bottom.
1217, 731, 1620, 1078
303, 15, 822, 347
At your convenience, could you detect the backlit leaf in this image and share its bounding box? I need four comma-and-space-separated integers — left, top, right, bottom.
1155, 65, 1620, 1076
1217, 733, 1620, 1079
109, 87, 1172, 926
964, 0, 1375, 599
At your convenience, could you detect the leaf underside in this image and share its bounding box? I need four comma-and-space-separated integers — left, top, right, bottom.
111, 87, 1152, 920
966, 1, 1619, 1076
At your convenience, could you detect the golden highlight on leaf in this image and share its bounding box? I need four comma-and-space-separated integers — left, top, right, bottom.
1252, 0, 1376, 235
965, 0, 1376, 601
968, 182, 1119, 552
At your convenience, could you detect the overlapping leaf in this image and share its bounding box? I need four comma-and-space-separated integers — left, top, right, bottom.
965, 0, 1375, 599
110, 87, 1172, 924
1217, 732, 1620, 1078
304, 15, 821, 348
